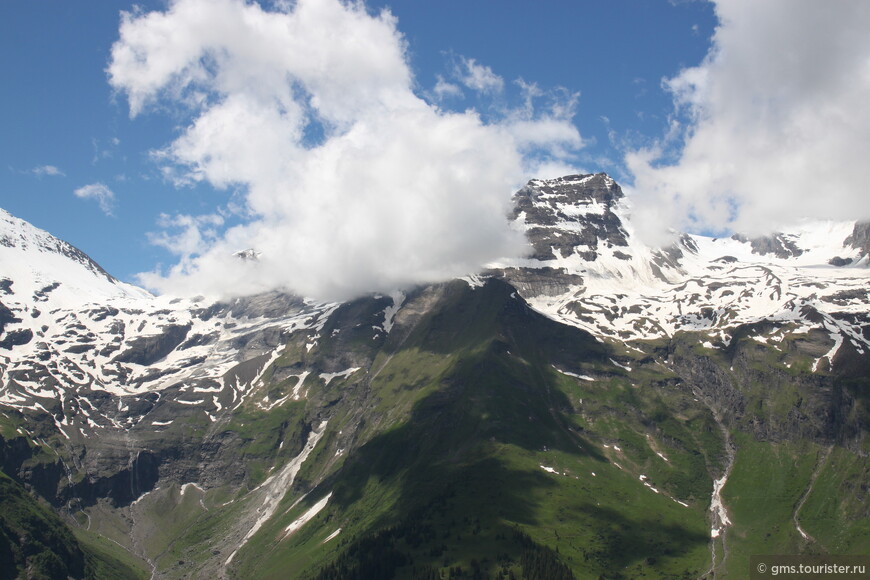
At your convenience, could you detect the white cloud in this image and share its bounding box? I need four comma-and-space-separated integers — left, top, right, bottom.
110, 0, 583, 300
432, 74, 463, 100
524, 159, 586, 181
507, 119, 581, 153
146, 213, 224, 256
31, 165, 65, 177
73, 183, 116, 216
456, 56, 504, 94
628, 0, 870, 244
505, 81, 583, 175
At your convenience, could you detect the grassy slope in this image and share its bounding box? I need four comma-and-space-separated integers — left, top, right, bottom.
0, 470, 146, 580
798, 445, 870, 554
230, 281, 716, 579
1, 281, 867, 579
0, 406, 150, 580
721, 437, 870, 578
0, 469, 86, 580
668, 328, 870, 579
75, 527, 150, 580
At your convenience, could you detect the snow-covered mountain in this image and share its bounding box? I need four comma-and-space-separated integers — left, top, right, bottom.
0, 208, 337, 436
497, 174, 870, 370
0, 208, 150, 306
2, 176, 869, 433
1, 176, 868, 579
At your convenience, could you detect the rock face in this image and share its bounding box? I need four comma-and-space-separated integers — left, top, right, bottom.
511, 173, 629, 261
496, 175, 870, 350
0, 177, 869, 579
730, 232, 804, 258
845, 221, 870, 257
113, 323, 192, 366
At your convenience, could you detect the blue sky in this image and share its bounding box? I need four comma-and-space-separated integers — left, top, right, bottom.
2, 0, 868, 299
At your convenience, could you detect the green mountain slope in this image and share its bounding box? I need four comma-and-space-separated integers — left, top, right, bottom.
226, 280, 717, 579
0, 470, 147, 580
0, 278, 867, 579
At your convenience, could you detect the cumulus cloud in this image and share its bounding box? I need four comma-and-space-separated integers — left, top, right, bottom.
628, 0, 870, 244
73, 183, 116, 216
110, 0, 583, 300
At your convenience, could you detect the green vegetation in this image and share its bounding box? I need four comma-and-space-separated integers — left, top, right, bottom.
74, 527, 149, 580
1, 280, 867, 579
224, 400, 308, 487
0, 470, 86, 579
229, 282, 715, 579
720, 435, 819, 577
797, 446, 870, 554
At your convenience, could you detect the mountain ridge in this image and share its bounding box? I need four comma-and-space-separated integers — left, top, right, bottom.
0, 174, 868, 579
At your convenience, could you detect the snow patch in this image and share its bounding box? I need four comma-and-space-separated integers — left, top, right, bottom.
180, 482, 204, 496
460, 274, 487, 289
710, 471, 732, 538
175, 399, 205, 406
281, 492, 332, 540
226, 420, 328, 566
319, 367, 360, 386
380, 291, 405, 333
553, 366, 594, 381
610, 359, 632, 372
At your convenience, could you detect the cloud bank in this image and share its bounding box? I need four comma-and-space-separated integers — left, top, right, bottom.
628, 0, 870, 244
108, 0, 582, 300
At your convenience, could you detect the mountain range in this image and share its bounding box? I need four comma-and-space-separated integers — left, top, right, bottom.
1, 174, 868, 579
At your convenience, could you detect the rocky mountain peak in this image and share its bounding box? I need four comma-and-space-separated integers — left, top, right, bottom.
233, 248, 262, 262
511, 173, 629, 261
845, 221, 870, 258
513, 173, 622, 216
